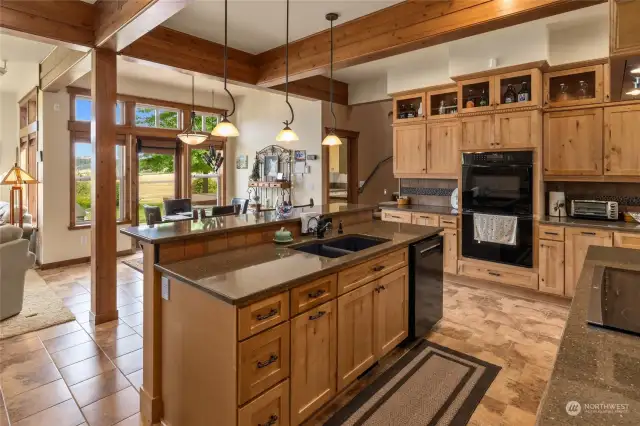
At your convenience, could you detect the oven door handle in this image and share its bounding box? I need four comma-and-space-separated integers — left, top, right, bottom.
419, 244, 441, 256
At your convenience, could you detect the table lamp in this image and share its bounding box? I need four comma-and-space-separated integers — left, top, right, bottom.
1, 163, 38, 227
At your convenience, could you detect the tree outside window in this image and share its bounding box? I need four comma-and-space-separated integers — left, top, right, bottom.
190, 148, 220, 205
135, 105, 179, 129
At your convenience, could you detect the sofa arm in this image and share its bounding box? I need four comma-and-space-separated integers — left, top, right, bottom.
0, 238, 34, 270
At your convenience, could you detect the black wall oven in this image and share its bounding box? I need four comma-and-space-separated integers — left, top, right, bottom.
461, 151, 534, 268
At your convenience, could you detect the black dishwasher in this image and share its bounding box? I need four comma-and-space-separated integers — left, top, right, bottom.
408, 235, 444, 340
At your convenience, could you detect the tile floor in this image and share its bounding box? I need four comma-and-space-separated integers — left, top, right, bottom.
0, 259, 570, 426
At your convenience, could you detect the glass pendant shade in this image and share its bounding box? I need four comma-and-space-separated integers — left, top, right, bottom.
1, 163, 37, 185
276, 125, 299, 142
212, 117, 239, 137
627, 89, 640, 96
321, 133, 342, 146
178, 132, 208, 145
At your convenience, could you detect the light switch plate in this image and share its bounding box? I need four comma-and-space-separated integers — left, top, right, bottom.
161, 277, 170, 301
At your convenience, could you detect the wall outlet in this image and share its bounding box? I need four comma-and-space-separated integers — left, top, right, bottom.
53, 103, 60, 112
80, 235, 88, 245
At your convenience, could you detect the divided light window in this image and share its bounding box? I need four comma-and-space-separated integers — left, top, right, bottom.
74, 95, 123, 124
135, 104, 180, 129
193, 113, 220, 133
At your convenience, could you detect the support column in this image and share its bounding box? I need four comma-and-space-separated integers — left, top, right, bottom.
90, 48, 118, 324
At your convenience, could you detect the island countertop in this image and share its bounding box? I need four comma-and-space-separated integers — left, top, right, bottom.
537, 246, 640, 425
120, 203, 374, 244
155, 220, 441, 305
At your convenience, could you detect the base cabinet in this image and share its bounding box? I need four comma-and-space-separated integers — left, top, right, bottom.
538, 239, 565, 296
239, 380, 290, 426
564, 227, 613, 297
374, 268, 409, 359
442, 229, 458, 275
290, 301, 337, 426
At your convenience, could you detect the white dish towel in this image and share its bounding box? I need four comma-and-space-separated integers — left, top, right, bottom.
473, 213, 518, 246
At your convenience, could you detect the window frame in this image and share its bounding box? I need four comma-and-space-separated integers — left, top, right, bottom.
193, 112, 221, 133
73, 95, 124, 124
135, 104, 181, 129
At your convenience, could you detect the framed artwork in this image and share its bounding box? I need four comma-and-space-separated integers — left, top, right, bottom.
236, 154, 248, 169
264, 155, 279, 177
294, 150, 306, 161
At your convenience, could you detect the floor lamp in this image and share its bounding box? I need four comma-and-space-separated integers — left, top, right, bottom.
1, 163, 38, 227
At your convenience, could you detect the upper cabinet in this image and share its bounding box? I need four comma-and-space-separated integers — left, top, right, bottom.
457, 77, 494, 114
427, 86, 459, 120
393, 124, 427, 175
426, 120, 460, 177
494, 110, 541, 149
610, 0, 640, 56
494, 69, 542, 110
544, 65, 604, 108
392, 92, 426, 124
604, 104, 640, 176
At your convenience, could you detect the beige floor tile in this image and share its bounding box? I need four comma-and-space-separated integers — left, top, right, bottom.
118, 281, 143, 299
67, 302, 91, 316
12, 399, 85, 426
80, 319, 123, 336
93, 324, 136, 347
50, 283, 89, 299
51, 341, 101, 369
43, 330, 92, 354
116, 302, 143, 317
99, 334, 143, 359
0, 336, 43, 362
69, 369, 130, 408
132, 325, 143, 337
75, 311, 92, 324
0, 405, 9, 426
62, 294, 91, 307
37, 322, 83, 342
501, 405, 537, 426
1, 358, 61, 399
114, 413, 140, 426
81, 387, 139, 426
126, 369, 142, 392
468, 395, 507, 426
59, 353, 115, 386
120, 312, 143, 328
116, 292, 136, 308
0, 346, 50, 371
114, 349, 142, 376
6, 379, 72, 422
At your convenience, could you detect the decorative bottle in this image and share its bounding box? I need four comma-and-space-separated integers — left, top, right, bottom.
438, 100, 446, 115
517, 82, 530, 102
466, 89, 475, 108
577, 81, 589, 99
479, 89, 488, 107
558, 83, 570, 102
504, 84, 517, 104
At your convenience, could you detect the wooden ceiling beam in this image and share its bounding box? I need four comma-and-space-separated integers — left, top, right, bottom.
272, 75, 349, 106
40, 47, 92, 92
255, 0, 605, 87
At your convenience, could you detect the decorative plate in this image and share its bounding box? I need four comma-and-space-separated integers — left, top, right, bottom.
450, 188, 459, 209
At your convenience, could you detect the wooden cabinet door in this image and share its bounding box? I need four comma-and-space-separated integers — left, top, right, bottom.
381, 209, 413, 224
374, 268, 408, 359
337, 282, 376, 391
604, 105, 640, 176
411, 213, 439, 227
238, 380, 290, 426
393, 124, 427, 175
565, 228, 613, 297
461, 115, 494, 150
494, 110, 541, 149
611, 0, 640, 55
544, 109, 603, 176
426, 120, 459, 176
614, 232, 640, 249
443, 229, 458, 275
538, 240, 565, 296
290, 301, 336, 426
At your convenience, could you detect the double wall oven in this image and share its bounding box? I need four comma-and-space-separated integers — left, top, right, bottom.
461, 151, 534, 268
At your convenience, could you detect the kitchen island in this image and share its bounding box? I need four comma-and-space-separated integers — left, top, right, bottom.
121, 204, 442, 426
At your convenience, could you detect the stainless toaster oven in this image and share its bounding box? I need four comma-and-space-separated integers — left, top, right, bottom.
570, 200, 618, 220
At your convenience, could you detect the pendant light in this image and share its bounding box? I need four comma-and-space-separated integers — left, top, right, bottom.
627, 77, 640, 97
322, 13, 342, 146
212, 0, 240, 137
275, 0, 299, 142
178, 74, 208, 145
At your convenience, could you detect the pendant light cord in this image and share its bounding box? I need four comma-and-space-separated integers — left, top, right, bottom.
284, 0, 294, 126
190, 74, 196, 132
330, 17, 336, 131
224, 0, 236, 118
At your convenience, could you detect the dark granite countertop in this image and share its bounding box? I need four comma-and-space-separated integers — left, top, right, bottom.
541, 216, 640, 233
155, 221, 441, 305
379, 203, 459, 216
121, 203, 374, 244
537, 246, 640, 425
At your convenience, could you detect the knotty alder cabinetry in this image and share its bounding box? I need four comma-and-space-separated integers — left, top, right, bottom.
604, 105, 640, 176
393, 124, 427, 175
426, 120, 460, 177
610, 0, 640, 56
461, 110, 542, 150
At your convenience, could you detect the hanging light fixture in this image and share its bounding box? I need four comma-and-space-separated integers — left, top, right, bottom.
178, 74, 208, 145
627, 77, 640, 97
322, 13, 342, 146
212, 0, 240, 138
275, 0, 299, 142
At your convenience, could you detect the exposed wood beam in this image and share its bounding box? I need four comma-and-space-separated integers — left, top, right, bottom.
94, 0, 190, 51
272, 75, 349, 105
255, 0, 605, 86
40, 47, 92, 92
0, 0, 95, 48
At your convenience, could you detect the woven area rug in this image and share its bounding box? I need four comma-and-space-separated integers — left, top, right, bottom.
0, 270, 75, 340
324, 340, 500, 426
123, 256, 144, 273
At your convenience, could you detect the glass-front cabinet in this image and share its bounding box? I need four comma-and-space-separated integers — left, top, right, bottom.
392, 92, 426, 123
494, 69, 541, 109
544, 65, 604, 108
457, 77, 494, 113
426, 86, 459, 119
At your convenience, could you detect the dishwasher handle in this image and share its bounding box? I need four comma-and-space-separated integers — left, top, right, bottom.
419, 243, 441, 257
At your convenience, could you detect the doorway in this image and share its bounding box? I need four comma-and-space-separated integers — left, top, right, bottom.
322, 128, 359, 205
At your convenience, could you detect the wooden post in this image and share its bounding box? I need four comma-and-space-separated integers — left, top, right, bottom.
90, 48, 118, 324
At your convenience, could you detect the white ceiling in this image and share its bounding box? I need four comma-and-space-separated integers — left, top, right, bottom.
0, 33, 55, 94
164, 0, 402, 54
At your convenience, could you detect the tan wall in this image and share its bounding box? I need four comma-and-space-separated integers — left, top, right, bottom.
322, 100, 397, 206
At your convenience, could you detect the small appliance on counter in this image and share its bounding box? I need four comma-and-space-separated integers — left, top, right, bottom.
548, 191, 567, 217
570, 200, 618, 221
300, 212, 320, 234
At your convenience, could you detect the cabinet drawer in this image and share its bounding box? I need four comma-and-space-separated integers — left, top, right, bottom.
458, 259, 538, 290
338, 249, 408, 295
539, 225, 564, 241
238, 379, 290, 426
439, 215, 457, 229
238, 322, 291, 405
381, 210, 412, 223
290, 274, 337, 316
614, 232, 640, 250
238, 293, 290, 341
411, 213, 439, 226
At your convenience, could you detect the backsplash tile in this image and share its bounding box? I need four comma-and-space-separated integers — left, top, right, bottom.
546, 182, 640, 213
400, 179, 457, 207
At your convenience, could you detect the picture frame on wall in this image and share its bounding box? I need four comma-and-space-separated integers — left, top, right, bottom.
236, 154, 248, 169
264, 155, 279, 178
294, 150, 306, 161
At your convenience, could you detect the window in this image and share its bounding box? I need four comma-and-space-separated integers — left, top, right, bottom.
135, 105, 179, 129
138, 150, 177, 223
72, 141, 126, 225
74, 96, 123, 124
193, 113, 219, 133
190, 148, 221, 206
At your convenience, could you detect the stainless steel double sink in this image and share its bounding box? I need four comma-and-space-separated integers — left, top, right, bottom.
289, 234, 390, 258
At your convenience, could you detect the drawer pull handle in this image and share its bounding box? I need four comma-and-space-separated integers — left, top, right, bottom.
309, 311, 326, 321
442, 220, 454, 224
256, 308, 278, 321
581, 232, 596, 236
372, 265, 385, 272
389, 215, 401, 219
375, 285, 387, 293
308, 289, 326, 299
257, 354, 278, 369
258, 415, 279, 426
488, 271, 501, 277
544, 232, 558, 236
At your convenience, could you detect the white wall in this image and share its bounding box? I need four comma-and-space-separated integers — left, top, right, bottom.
349, 76, 389, 105
547, 17, 609, 65
229, 90, 323, 206
0, 92, 18, 201
387, 45, 452, 94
